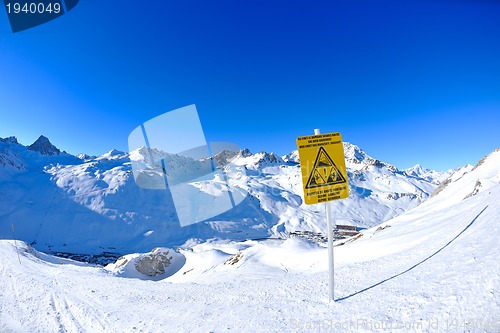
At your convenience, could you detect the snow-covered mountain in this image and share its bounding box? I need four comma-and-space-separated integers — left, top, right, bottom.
0, 146, 498, 332
1, 135, 451, 255
403, 163, 455, 184
28, 135, 62, 156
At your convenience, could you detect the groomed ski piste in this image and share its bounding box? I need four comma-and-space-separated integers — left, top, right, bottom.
1, 149, 499, 332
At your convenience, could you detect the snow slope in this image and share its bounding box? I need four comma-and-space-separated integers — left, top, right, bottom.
0, 149, 498, 332
0, 136, 448, 256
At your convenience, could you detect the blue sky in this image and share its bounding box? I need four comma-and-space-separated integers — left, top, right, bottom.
0, 0, 499, 171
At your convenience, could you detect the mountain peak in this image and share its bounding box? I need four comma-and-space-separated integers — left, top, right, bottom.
405, 164, 428, 176
28, 135, 61, 156
98, 149, 126, 160
107, 149, 123, 156
76, 153, 93, 161
254, 151, 282, 164
240, 148, 252, 157
0, 136, 19, 145
343, 142, 369, 164
282, 150, 299, 163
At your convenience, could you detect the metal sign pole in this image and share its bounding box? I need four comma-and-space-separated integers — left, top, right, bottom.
326, 201, 334, 302
314, 128, 335, 302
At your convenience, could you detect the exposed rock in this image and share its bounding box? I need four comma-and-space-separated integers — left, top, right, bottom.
224, 252, 243, 265
430, 178, 451, 198
386, 192, 418, 200
0, 149, 26, 170
472, 148, 500, 171
0, 136, 19, 144
240, 148, 252, 157
282, 150, 299, 164
28, 135, 61, 156
255, 152, 282, 165
213, 149, 238, 166
464, 180, 483, 200
134, 248, 173, 277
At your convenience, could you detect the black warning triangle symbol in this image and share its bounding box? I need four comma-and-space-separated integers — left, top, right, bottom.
305, 146, 346, 189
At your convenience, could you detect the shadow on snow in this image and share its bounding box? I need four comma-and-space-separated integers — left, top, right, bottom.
336, 205, 489, 302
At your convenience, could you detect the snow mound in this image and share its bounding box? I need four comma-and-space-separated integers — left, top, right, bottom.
105, 247, 186, 280
167, 238, 325, 283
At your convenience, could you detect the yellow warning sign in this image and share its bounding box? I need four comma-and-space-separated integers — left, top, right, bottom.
296, 132, 349, 205
306, 146, 346, 189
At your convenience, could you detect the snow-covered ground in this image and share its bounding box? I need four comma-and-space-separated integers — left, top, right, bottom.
1, 149, 499, 332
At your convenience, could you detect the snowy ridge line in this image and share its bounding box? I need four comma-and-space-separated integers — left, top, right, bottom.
0, 134, 473, 255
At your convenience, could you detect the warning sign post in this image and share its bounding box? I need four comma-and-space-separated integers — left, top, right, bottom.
296, 132, 349, 205
296, 129, 349, 303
